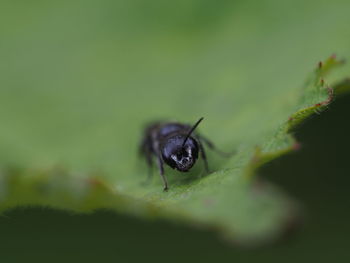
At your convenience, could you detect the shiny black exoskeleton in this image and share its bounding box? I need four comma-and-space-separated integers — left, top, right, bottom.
139, 117, 231, 191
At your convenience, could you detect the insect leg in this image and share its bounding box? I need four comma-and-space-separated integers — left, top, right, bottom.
198, 135, 234, 157
139, 137, 154, 182
156, 155, 169, 191
197, 139, 210, 174
145, 153, 154, 182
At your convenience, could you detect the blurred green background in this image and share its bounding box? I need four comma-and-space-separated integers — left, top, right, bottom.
1, 0, 350, 261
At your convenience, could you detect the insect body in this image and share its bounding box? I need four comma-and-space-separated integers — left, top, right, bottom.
140, 117, 231, 191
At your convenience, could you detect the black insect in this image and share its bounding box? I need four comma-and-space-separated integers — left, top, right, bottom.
139, 117, 232, 191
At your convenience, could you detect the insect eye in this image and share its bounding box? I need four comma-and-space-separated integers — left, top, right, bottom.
186, 147, 192, 156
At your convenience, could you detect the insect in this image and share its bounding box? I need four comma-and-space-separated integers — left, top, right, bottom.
139, 117, 232, 191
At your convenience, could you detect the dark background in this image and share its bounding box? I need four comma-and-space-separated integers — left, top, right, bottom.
1, 93, 349, 263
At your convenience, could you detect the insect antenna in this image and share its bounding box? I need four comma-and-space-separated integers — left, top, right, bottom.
182, 117, 204, 147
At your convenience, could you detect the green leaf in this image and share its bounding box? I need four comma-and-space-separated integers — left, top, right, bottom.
1, 0, 350, 245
